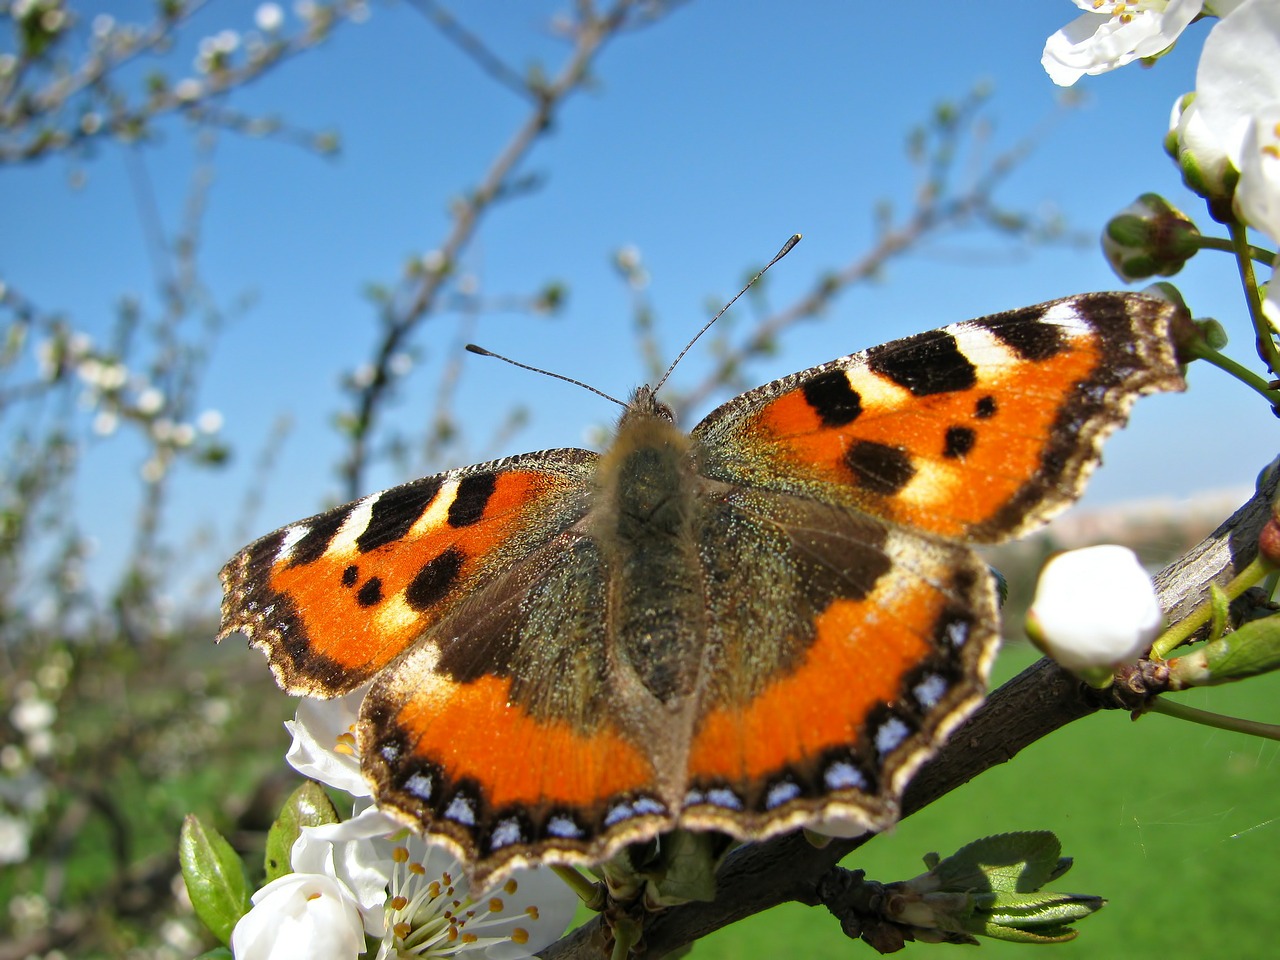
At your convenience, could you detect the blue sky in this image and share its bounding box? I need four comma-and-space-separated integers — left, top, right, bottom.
2, 2, 1272, 603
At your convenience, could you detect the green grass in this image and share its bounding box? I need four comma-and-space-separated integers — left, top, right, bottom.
689, 645, 1280, 958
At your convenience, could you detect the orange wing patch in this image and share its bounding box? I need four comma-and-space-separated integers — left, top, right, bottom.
366, 661, 656, 812
361, 644, 671, 883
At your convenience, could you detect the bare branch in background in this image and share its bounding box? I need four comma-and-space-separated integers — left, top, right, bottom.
336, 0, 682, 498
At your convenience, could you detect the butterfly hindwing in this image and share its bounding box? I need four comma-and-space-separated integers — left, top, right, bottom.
679, 484, 996, 838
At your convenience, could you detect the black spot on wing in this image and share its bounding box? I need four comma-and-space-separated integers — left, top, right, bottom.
357, 477, 444, 553
845, 441, 916, 495
449, 473, 497, 528
341, 564, 359, 587
356, 577, 384, 607
943, 425, 976, 459
974, 395, 997, 419
287, 510, 348, 567
980, 313, 1068, 361
406, 546, 465, 611
867, 329, 976, 396
801, 369, 863, 426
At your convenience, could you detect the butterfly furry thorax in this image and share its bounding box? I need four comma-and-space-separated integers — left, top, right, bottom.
219, 292, 1186, 887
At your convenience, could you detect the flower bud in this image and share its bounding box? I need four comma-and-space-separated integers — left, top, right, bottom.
1102, 194, 1200, 281
1026, 546, 1162, 687
1167, 94, 1240, 208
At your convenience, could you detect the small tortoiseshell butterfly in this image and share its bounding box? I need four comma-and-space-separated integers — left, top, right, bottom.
219, 292, 1184, 885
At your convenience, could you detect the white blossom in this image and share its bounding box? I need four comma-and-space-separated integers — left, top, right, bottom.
230, 872, 366, 960
1186, 0, 1280, 172
285, 688, 371, 796
1043, 0, 1205, 86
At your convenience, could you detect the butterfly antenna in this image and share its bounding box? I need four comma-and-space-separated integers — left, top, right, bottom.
465, 344, 628, 409
654, 232, 802, 393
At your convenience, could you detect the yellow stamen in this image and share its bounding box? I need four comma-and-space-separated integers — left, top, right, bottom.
525, 906, 540, 920
511, 927, 530, 945
504, 878, 518, 895
391, 895, 408, 911
488, 897, 505, 913
393, 846, 410, 863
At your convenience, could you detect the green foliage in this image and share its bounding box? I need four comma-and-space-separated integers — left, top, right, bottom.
264, 781, 339, 883
180, 814, 252, 945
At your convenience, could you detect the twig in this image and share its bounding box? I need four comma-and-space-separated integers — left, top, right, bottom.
339, 0, 675, 497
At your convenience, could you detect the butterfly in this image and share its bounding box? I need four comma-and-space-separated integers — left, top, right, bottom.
219, 291, 1184, 887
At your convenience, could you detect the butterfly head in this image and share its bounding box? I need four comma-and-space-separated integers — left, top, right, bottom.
619, 385, 677, 431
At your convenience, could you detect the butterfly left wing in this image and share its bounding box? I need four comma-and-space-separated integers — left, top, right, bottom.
218, 450, 598, 697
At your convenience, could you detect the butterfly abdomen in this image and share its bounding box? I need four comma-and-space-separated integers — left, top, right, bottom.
597, 404, 706, 705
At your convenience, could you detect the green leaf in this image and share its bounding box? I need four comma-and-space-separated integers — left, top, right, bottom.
977, 921, 1080, 944
193, 950, 234, 960
265, 781, 340, 883
1201, 614, 1280, 682
976, 890, 1106, 927
179, 814, 252, 946
932, 831, 1063, 893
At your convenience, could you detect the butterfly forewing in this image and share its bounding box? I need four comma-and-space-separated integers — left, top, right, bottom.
692, 293, 1184, 542
218, 450, 598, 697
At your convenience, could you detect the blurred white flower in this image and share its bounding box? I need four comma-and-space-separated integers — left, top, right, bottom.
151, 417, 175, 442
256, 3, 285, 32
141, 456, 167, 483
171, 422, 197, 447
10, 697, 55, 735
196, 408, 224, 433
136, 386, 165, 415
1026, 545, 1162, 683
0, 814, 31, 865
388, 352, 413, 378
174, 78, 203, 102
91, 410, 118, 436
